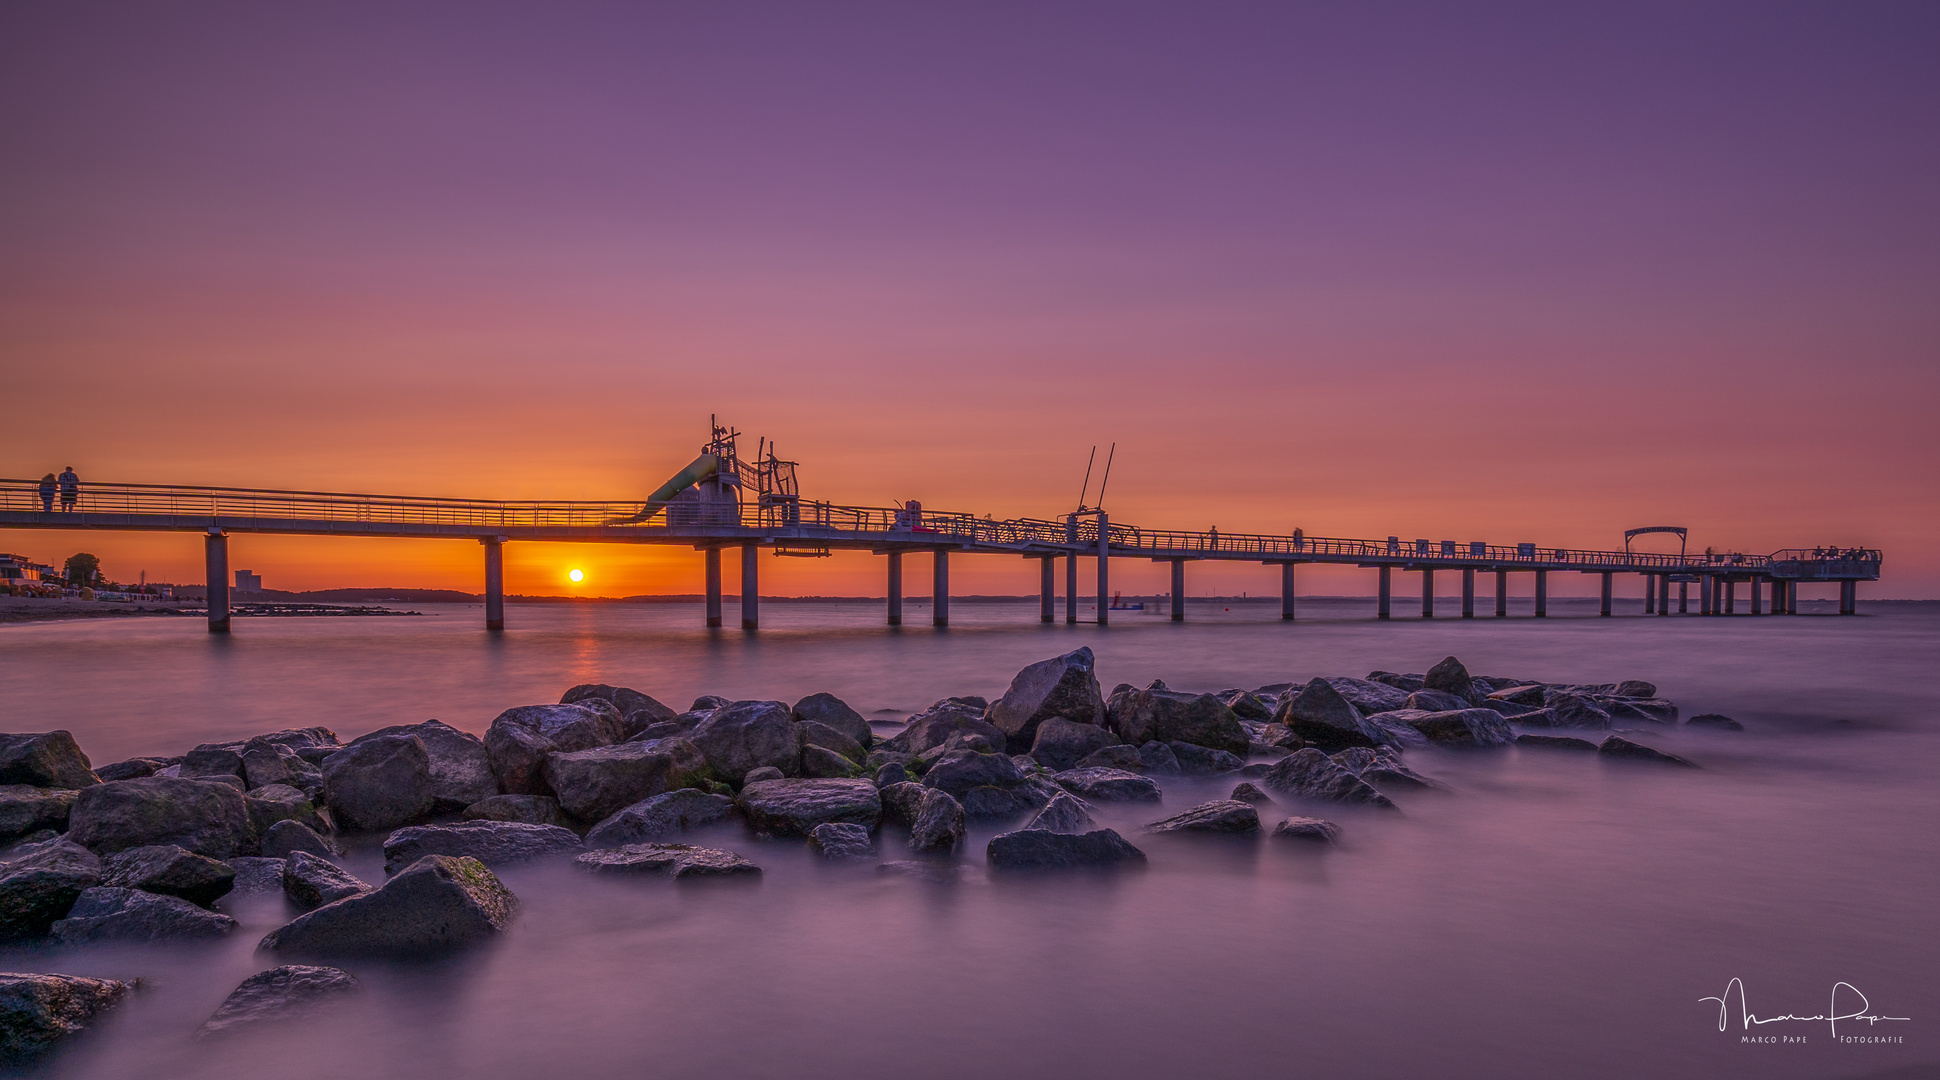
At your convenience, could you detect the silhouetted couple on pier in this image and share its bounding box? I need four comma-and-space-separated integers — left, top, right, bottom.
36, 467, 78, 512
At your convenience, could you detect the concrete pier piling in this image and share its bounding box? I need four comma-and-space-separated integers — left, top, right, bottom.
705, 548, 723, 628
204, 529, 230, 633
1461, 567, 1475, 619
933, 549, 950, 627
1751, 576, 1764, 615
1280, 562, 1296, 621
886, 551, 902, 627
1038, 556, 1055, 623
1599, 572, 1613, 617
1840, 580, 1858, 615
1726, 579, 1737, 616
1659, 573, 1671, 615
1644, 572, 1656, 615
1377, 566, 1391, 620
1421, 568, 1434, 618
1170, 559, 1185, 622
1495, 570, 1508, 617
482, 537, 504, 632
740, 544, 759, 630
1679, 580, 1689, 614
1065, 554, 1077, 625
1095, 513, 1109, 626
1534, 569, 1548, 617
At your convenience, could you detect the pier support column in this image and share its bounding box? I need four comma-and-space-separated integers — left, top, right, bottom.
204, 530, 230, 633
1644, 573, 1656, 615
1377, 567, 1391, 620
1494, 570, 1507, 617
1280, 563, 1296, 621
740, 544, 759, 630
1700, 576, 1712, 616
1599, 572, 1613, 617
1039, 556, 1055, 623
1065, 554, 1078, 624
1421, 568, 1434, 618
1751, 576, 1764, 615
1659, 574, 1671, 616
704, 549, 723, 628
887, 552, 903, 626
1095, 513, 1109, 626
1840, 580, 1857, 615
933, 549, 950, 627
1534, 569, 1548, 617
1784, 580, 1797, 615
1726, 578, 1737, 616
1170, 559, 1185, 622
482, 538, 504, 631
1461, 568, 1475, 618
1679, 580, 1689, 614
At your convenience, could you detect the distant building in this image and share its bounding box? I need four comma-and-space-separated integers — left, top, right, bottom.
235, 570, 263, 594
0, 553, 58, 594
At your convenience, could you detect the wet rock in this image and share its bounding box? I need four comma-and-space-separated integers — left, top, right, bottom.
239, 741, 322, 796
873, 762, 909, 788
1145, 800, 1261, 835
245, 783, 332, 838
541, 738, 709, 823
100, 844, 234, 906
739, 779, 881, 837
1598, 736, 1699, 768
483, 703, 626, 797
883, 698, 1002, 756
68, 777, 255, 858
1488, 684, 1548, 707
1325, 678, 1413, 716
689, 701, 802, 785
792, 693, 872, 748
1107, 682, 1249, 756
1271, 816, 1341, 842
1028, 717, 1119, 773
1255, 723, 1302, 750
1687, 713, 1744, 731
1272, 679, 1387, 751
0, 732, 98, 790
959, 785, 1042, 818
563, 684, 677, 738
574, 843, 760, 879
0, 786, 77, 841
1260, 749, 1396, 808
94, 758, 169, 783
1616, 680, 1658, 699
1423, 656, 1477, 702
320, 736, 436, 833
1222, 691, 1276, 723
800, 744, 865, 779
1077, 744, 1145, 771
196, 965, 361, 1040
462, 794, 572, 828
986, 828, 1145, 870
690, 695, 732, 713
1398, 708, 1514, 748
1136, 741, 1181, 774
798, 720, 866, 765
908, 789, 966, 854
282, 851, 370, 908
262, 820, 340, 858
50, 886, 236, 943
988, 647, 1107, 753
1330, 747, 1438, 790
1051, 767, 1162, 802
742, 766, 785, 785
0, 972, 130, 1066
1515, 734, 1599, 751
260, 854, 518, 955
1404, 689, 1469, 713
1024, 791, 1096, 833
179, 743, 245, 782
348, 721, 496, 810
0, 838, 101, 939
1540, 692, 1614, 730
1229, 782, 1272, 804
1366, 671, 1425, 692
809, 822, 873, 859
227, 857, 288, 893
922, 751, 1025, 798
381, 820, 582, 874
1167, 742, 1245, 775
877, 782, 929, 828
584, 789, 735, 847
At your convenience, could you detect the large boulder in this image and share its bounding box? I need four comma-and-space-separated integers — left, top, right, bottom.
584, 789, 735, 848
541, 738, 709, 823
987, 648, 1107, 753
739, 779, 881, 837
1145, 800, 1261, 835
179, 743, 245, 782
1423, 656, 1476, 702
792, 693, 872, 748
1330, 748, 1438, 790
245, 783, 332, 838
1396, 708, 1514, 748
877, 782, 930, 828
196, 966, 361, 1041
1598, 736, 1699, 768
462, 795, 571, 828
0, 785, 78, 841
1029, 718, 1119, 772
95, 758, 169, 783
921, 750, 1025, 798
282, 851, 370, 908
100, 844, 234, 907
320, 735, 436, 833
797, 721, 866, 765
986, 828, 1145, 870
1488, 684, 1548, 707
1167, 742, 1245, 775
1540, 691, 1614, 730
883, 698, 1001, 755
688, 701, 801, 785
67, 777, 255, 858
1272, 679, 1386, 751
1108, 683, 1249, 755
908, 788, 966, 854
1271, 816, 1342, 842
239, 740, 321, 795
259, 854, 518, 956
50, 886, 236, 943
574, 843, 760, 879
562, 684, 677, 738
1051, 767, 1162, 802
380, 820, 582, 874
1260, 749, 1396, 808
800, 745, 865, 779
483, 704, 626, 797
1598, 697, 1679, 724
1025, 791, 1096, 833
1222, 691, 1276, 722
262, 819, 339, 858
0, 972, 130, 1066
0, 732, 98, 790
809, 822, 874, 859
1324, 678, 1412, 716
1404, 689, 1468, 712
1077, 744, 1145, 772
350, 721, 496, 810
0, 839, 101, 939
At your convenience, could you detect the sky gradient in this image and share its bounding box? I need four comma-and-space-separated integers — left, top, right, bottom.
3, 2, 1936, 599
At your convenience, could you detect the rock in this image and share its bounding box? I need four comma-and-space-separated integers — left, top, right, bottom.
1516, 734, 1599, 751
239, 741, 322, 796
884, 698, 1006, 756
809, 822, 873, 859
255, 727, 343, 756
908, 789, 966, 854
1024, 791, 1096, 833
320, 736, 436, 833
0, 972, 130, 1066
1398, 708, 1514, 748
792, 693, 872, 748
690, 695, 732, 712
1605, 698, 1679, 724
0, 838, 101, 939
1616, 680, 1658, 699
245, 783, 332, 837
563, 684, 677, 738
922, 751, 1025, 798
282, 851, 370, 908
1255, 723, 1302, 749
1273, 678, 1389, 751
986, 828, 1145, 870
800, 744, 865, 778
100, 844, 234, 906
873, 762, 909, 788
1136, 741, 1181, 774
1423, 656, 1476, 701
349, 721, 496, 810
958, 785, 1042, 818
541, 738, 709, 823
95, 758, 169, 783
1145, 800, 1261, 835
1229, 782, 1272, 804
51, 886, 237, 943
1271, 816, 1341, 842
1260, 749, 1396, 808
1488, 684, 1548, 706
462, 794, 572, 828
1541, 691, 1614, 730
1404, 689, 1469, 712
179, 743, 246, 781
381, 820, 582, 874
196, 965, 361, 1040
742, 766, 785, 785
1329, 747, 1438, 790
988, 647, 1107, 752
483, 703, 626, 797
68, 777, 255, 858
1167, 742, 1245, 775
688, 701, 801, 784
261, 854, 517, 955
877, 782, 930, 827
0, 732, 98, 790
1598, 736, 1700, 767
0, 786, 77, 841
1325, 678, 1413, 716
574, 843, 760, 879
1076, 744, 1145, 771
584, 789, 735, 847
1028, 717, 1119, 772
262, 820, 339, 858
1687, 713, 1744, 731
1107, 683, 1249, 756
1222, 691, 1276, 722
1051, 767, 1162, 802
227, 857, 287, 893
740, 779, 881, 837
797, 720, 866, 764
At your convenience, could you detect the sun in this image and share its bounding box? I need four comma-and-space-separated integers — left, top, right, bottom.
568, 568, 584, 583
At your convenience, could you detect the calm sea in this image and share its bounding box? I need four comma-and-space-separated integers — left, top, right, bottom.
3, 598, 1935, 1080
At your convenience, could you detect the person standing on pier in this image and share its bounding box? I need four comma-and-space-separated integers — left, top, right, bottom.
37, 474, 55, 513
57, 467, 78, 511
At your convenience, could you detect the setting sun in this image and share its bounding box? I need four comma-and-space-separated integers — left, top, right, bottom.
567, 568, 584, 583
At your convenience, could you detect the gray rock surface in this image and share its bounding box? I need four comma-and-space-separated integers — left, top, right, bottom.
742, 766, 785, 785
1423, 656, 1477, 702
179, 744, 245, 782
1135, 741, 1181, 774
1330, 747, 1439, 790
987, 647, 1107, 752
1325, 678, 1413, 716
1260, 749, 1397, 808
922, 750, 1026, 798
1167, 741, 1245, 775
689, 701, 801, 784
873, 762, 909, 788
0, 838, 101, 939
800, 744, 865, 778
541, 738, 710, 823
877, 782, 929, 828
562, 684, 677, 738
0, 732, 99, 791
986, 828, 1145, 870
1051, 767, 1162, 802
1397, 708, 1514, 748
1516, 734, 1599, 751
1145, 800, 1261, 834
1076, 744, 1145, 771
1027, 717, 1119, 772
739, 779, 881, 837
244, 783, 332, 838
260, 854, 518, 955
1272, 679, 1386, 751
68, 777, 255, 858
797, 720, 866, 765
349, 720, 497, 810
1598, 736, 1700, 767
461, 794, 571, 828
321, 736, 437, 832
1488, 684, 1548, 706
1108, 682, 1249, 755
1687, 713, 1744, 731
1271, 816, 1342, 842
1404, 689, 1469, 712
239, 741, 322, 796
1540, 691, 1614, 730
908, 788, 966, 854
1222, 690, 1276, 722
809, 822, 874, 859
882, 698, 1002, 755
0, 972, 130, 1066
94, 758, 168, 783
196, 965, 361, 1040
100, 844, 234, 906
381, 820, 582, 874
282, 851, 370, 908
584, 789, 735, 847
51, 886, 237, 943
1024, 791, 1097, 833
574, 843, 760, 878
0, 786, 77, 841
792, 693, 872, 748
1229, 782, 1273, 804
228, 857, 289, 893
484, 703, 626, 797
